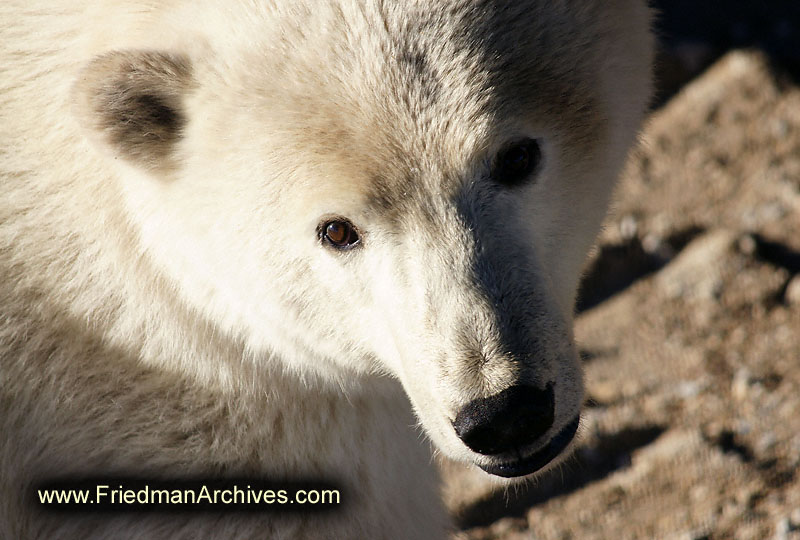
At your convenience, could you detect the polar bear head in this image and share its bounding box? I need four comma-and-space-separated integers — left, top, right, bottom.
73, 0, 652, 477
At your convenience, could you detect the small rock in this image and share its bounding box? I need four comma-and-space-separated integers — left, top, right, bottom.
642, 233, 661, 253
490, 517, 526, 536
675, 529, 710, 540
775, 517, 792, 540
757, 432, 778, 454
589, 380, 621, 405
690, 485, 708, 502
732, 368, 751, 401
619, 215, 638, 240
658, 230, 733, 299
735, 419, 753, 436
642, 232, 675, 259
738, 234, 758, 256
784, 275, 800, 305
791, 508, 800, 529
736, 487, 760, 508
774, 118, 790, 138
676, 380, 703, 399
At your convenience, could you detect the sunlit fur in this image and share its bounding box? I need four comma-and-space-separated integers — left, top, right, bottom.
0, 1, 652, 537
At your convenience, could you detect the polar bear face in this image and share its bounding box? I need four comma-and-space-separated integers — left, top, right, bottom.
74, 1, 651, 477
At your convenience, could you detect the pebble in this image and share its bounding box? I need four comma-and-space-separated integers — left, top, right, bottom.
791, 508, 800, 530
775, 518, 792, 540
774, 510, 800, 539
676, 380, 703, 399
784, 274, 800, 305
657, 230, 732, 299
757, 432, 778, 454
738, 234, 757, 256
732, 368, 751, 400
620, 215, 638, 240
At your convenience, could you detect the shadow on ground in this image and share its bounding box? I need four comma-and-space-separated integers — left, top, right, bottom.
455, 425, 666, 529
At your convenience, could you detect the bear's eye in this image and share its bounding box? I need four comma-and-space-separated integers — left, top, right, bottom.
320, 219, 361, 250
494, 139, 542, 186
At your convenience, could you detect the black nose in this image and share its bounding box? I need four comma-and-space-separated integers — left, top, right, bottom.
453, 383, 555, 455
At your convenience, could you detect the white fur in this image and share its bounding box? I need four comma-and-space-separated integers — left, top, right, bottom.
0, 1, 653, 537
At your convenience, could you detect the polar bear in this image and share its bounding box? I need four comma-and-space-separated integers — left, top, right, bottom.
0, 0, 653, 538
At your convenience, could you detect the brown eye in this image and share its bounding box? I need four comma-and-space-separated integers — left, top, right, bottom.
321, 219, 361, 250
495, 138, 542, 186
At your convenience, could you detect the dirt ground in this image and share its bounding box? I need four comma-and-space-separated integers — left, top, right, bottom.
442, 46, 800, 540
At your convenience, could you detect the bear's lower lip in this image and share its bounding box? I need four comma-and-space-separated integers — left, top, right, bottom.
477, 415, 580, 478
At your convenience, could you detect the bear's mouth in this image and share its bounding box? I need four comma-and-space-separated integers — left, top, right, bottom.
477, 415, 580, 478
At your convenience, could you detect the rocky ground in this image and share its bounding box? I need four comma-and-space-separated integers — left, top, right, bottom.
443, 49, 800, 540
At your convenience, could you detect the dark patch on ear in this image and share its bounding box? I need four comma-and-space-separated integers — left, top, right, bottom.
109, 92, 183, 152
74, 50, 194, 172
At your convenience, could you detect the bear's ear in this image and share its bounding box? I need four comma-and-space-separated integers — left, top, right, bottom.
73, 50, 194, 172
